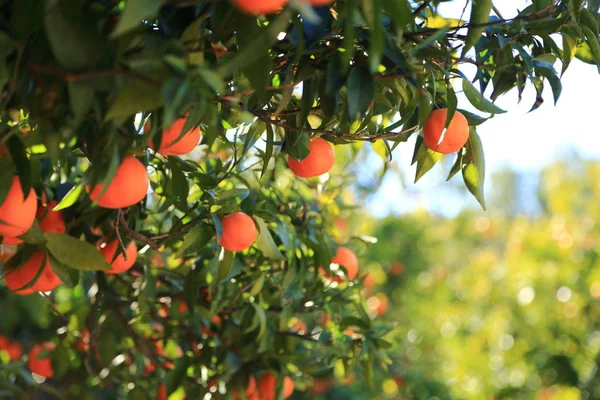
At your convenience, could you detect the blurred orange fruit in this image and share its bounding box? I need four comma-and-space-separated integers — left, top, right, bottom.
423, 108, 469, 154
98, 239, 138, 274
331, 246, 358, 280
88, 156, 149, 209
288, 138, 335, 178
0, 334, 22, 361
258, 373, 294, 400
219, 212, 257, 252
0, 177, 37, 238
28, 342, 55, 378
231, 0, 286, 14
148, 117, 201, 156
233, 376, 257, 400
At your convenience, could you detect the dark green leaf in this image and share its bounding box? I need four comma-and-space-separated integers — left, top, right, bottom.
166, 355, 189, 395
218, 250, 234, 282
444, 86, 457, 129
176, 225, 214, 257
462, 78, 507, 114
255, 217, 284, 260
105, 79, 163, 120
49, 255, 79, 288
462, 128, 486, 209
0, 158, 13, 205
581, 25, 600, 73
447, 152, 463, 181
5, 135, 31, 196
347, 67, 374, 120
44, 233, 111, 271
111, 0, 165, 37
19, 220, 46, 245
533, 60, 562, 105
462, 0, 493, 55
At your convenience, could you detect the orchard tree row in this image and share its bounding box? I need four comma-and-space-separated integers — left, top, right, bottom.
0, 0, 599, 398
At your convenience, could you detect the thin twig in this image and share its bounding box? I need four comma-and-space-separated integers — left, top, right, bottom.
115, 209, 128, 261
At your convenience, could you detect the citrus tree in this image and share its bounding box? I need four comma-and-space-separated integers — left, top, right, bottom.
0, 0, 599, 398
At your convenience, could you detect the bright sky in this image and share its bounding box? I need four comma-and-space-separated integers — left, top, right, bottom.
366, 0, 600, 218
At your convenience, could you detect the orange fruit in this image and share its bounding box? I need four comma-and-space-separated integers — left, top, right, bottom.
87, 156, 149, 209
148, 117, 202, 156
157, 383, 167, 400
37, 201, 66, 234
4, 251, 62, 295
233, 376, 257, 400
287, 138, 335, 178
258, 373, 294, 400
422, 108, 469, 154
2, 236, 22, 245
331, 246, 358, 280
231, 0, 287, 14
292, 320, 307, 334
28, 342, 55, 378
0, 177, 37, 237
5, 340, 22, 361
219, 212, 257, 252
0, 334, 22, 361
98, 239, 138, 274
75, 329, 90, 353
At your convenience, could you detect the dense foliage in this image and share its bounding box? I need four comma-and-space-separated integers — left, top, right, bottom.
1, 0, 600, 398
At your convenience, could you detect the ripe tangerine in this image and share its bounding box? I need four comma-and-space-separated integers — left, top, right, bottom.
28, 342, 55, 378
37, 201, 67, 234
258, 373, 294, 400
148, 117, 202, 156
219, 212, 257, 252
98, 239, 138, 274
331, 246, 358, 280
4, 251, 62, 295
422, 108, 469, 154
232, 376, 257, 400
231, 0, 287, 15
287, 138, 335, 178
0, 177, 37, 238
88, 156, 149, 209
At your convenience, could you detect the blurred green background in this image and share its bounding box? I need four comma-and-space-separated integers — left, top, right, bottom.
308, 157, 600, 400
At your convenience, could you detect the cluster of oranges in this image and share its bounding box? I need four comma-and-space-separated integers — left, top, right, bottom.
0, 335, 55, 379
232, 373, 295, 400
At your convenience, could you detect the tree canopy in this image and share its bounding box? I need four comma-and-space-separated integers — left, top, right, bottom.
0, 0, 599, 398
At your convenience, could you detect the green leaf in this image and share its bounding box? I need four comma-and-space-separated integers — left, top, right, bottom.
347, 67, 374, 120
252, 303, 267, 340
533, 60, 562, 105
414, 148, 442, 183
44, 233, 111, 271
67, 82, 95, 126
445, 86, 457, 129
105, 79, 163, 120
261, 124, 274, 179
218, 250, 234, 282
412, 25, 452, 55
166, 355, 189, 395
381, 0, 412, 32
561, 33, 577, 75
462, 0, 493, 56
579, 8, 599, 36
447, 152, 463, 181
44, 1, 106, 70
5, 135, 31, 196
176, 225, 214, 257
19, 220, 46, 245
249, 274, 266, 297
195, 68, 226, 94
369, 0, 385, 73
255, 217, 285, 260
462, 78, 507, 114
580, 25, 600, 73
0, 158, 13, 205
53, 183, 83, 211
462, 128, 486, 210
49, 255, 79, 288
111, 0, 165, 37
